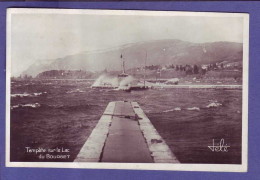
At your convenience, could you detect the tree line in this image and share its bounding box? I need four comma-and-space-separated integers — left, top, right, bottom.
144, 63, 223, 75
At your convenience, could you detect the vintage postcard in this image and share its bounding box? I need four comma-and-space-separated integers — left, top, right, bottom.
6, 8, 249, 172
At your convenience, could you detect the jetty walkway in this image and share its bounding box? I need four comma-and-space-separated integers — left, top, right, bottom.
74, 101, 179, 163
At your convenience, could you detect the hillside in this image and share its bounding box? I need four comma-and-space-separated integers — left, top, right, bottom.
22, 39, 243, 77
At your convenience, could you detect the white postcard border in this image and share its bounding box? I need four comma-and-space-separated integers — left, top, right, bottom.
6, 8, 249, 172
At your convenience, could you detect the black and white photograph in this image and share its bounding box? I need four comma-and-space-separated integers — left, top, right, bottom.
6, 9, 249, 172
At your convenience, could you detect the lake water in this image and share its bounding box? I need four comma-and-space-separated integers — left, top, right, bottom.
10, 79, 242, 164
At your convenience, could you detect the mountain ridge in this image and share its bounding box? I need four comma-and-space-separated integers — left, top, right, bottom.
22, 39, 243, 77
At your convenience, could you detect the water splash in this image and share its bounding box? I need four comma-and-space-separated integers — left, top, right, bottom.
119, 76, 134, 88
92, 74, 119, 88
92, 74, 135, 89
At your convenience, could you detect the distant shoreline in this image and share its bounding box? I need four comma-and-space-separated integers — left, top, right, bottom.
11, 78, 242, 89
151, 84, 242, 89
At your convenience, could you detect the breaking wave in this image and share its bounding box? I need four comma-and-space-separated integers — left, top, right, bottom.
92, 74, 134, 88
119, 76, 134, 88
11, 92, 47, 98
11, 103, 41, 110
66, 89, 85, 93
162, 101, 222, 113
92, 74, 119, 87
163, 107, 181, 112
186, 107, 200, 111
206, 102, 222, 108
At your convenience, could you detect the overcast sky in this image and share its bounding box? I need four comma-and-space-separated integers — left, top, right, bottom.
10, 12, 244, 76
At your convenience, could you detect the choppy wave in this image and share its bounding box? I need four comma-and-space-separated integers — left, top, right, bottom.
162, 101, 222, 113
206, 102, 222, 108
187, 107, 200, 111
11, 103, 41, 109
42, 82, 53, 85
163, 107, 181, 112
49, 103, 100, 111
11, 93, 31, 98
66, 89, 85, 93
11, 92, 47, 98
24, 83, 36, 86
